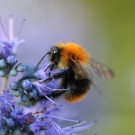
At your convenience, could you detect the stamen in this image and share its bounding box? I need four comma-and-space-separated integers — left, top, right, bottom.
43, 85, 69, 92
72, 120, 87, 127
50, 120, 61, 134
71, 120, 96, 132
9, 16, 14, 41
50, 115, 80, 123
53, 121, 63, 133
39, 88, 57, 105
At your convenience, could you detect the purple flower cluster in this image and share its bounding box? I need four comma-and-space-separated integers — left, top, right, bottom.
0, 90, 95, 135
0, 90, 35, 134
0, 17, 95, 135
30, 102, 96, 135
0, 17, 25, 77
9, 65, 68, 105
0, 16, 24, 56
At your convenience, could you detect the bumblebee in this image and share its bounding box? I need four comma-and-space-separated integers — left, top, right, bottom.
39, 42, 114, 102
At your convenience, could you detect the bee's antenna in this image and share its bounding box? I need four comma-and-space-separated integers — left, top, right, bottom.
34, 52, 51, 72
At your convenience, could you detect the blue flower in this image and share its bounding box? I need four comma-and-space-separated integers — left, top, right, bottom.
0, 17, 26, 78
10, 64, 68, 104
0, 16, 25, 57
0, 90, 35, 134
30, 101, 96, 135
0, 90, 95, 135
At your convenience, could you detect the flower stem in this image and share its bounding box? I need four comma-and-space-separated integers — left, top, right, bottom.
1, 75, 9, 92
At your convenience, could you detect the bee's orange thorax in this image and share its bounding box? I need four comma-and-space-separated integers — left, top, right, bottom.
56, 42, 90, 68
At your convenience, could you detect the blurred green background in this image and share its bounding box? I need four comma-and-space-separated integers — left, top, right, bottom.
83, 0, 135, 135
0, 0, 135, 135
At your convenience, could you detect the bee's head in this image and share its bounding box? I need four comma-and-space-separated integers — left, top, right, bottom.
49, 46, 61, 65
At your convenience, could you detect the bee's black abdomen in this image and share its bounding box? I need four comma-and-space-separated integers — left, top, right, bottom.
58, 68, 91, 102
64, 78, 91, 102
50, 78, 91, 102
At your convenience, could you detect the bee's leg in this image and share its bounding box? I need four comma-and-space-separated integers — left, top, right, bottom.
44, 63, 55, 77
39, 69, 67, 83
44, 64, 52, 72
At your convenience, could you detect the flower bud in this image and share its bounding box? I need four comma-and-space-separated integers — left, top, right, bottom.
0, 128, 6, 135
22, 80, 32, 90
21, 93, 29, 103
6, 118, 15, 127
0, 70, 6, 77
0, 59, 6, 68
12, 91, 21, 97
7, 55, 17, 64
16, 64, 26, 72
10, 81, 18, 90
10, 69, 18, 76
29, 89, 38, 98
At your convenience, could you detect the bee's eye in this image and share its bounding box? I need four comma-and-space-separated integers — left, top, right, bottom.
52, 48, 59, 56
50, 47, 60, 63
53, 50, 58, 54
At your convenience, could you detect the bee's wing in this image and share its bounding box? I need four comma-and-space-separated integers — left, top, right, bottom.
70, 57, 102, 93
70, 57, 92, 79
89, 58, 114, 79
